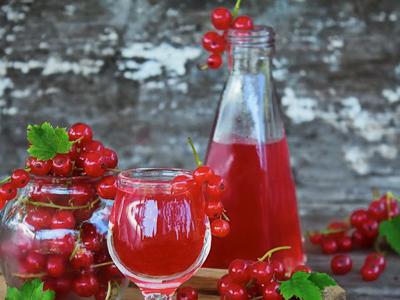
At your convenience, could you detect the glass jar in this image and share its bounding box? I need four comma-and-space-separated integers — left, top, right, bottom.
205, 26, 304, 270
0, 175, 128, 299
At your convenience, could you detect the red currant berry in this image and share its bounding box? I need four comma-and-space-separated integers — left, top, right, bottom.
176, 286, 198, 300
54, 277, 72, 294
337, 235, 353, 252
211, 7, 233, 30
10, 169, 30, 188
73, 273, 100, 297
331, 254, 352, 275
211, 219, 230, 238
207, 54, 223, 69
326, 221, 348, 239
365, 253, 386, 273
350, 209, 368, 228
95, 286, 107, 300
271, 260, 286, 281
218, 274, 233, 295
81, 222, 98, 236
228, 259, 250, 284
52, 154, 72, 176
82, 140, 105, 153
321, 237, 338, 254
224, 283, 248, 300
232, 16, 254, 30
351, 229, 373, 248
83, 152, 106, 177
0, 183, 17, 201
69, 142, 80, 161
308, 232, 322, 245
368, 200, 386, 221
70, 183, 95, 206
293, 265, 312, 273
71, 248, 94, 270
262, 281, 283, 300
102, 148, 118, 169
361, 262, 381, 281
202, 31, 226, 53
25, 250, 46, 273
193, 166, 214, 184
25, 208, 52, 230
26, 157, 52, 176
360, 218, 379, 239
104, 263, 123, 279
96, 176, 117, 200
46, 255, 66, 277
249, 261, 273, 283
50, 210, 76, 229
82, 233, 102, 252
206, 174, 225, 197
206, 201, 224, 217
48, 234, 76, 256
68, 123, 93, 144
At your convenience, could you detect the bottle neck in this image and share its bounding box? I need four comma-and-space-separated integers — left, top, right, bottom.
227, 45, 274, 75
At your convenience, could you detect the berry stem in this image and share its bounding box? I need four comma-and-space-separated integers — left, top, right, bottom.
197, 63, 209, 71
23, 197, 100, 210
187, 137, 203, 167
371, 187, 381, 200
222, 211, 230, 221
386, 192, 394, 221
258, 246, 291, 262
91, 261, 114, 269
233, 0, 243, 18
0, 176, 11, 185
12, 272, 46, 279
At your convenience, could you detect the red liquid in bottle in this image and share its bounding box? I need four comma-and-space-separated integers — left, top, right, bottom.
110, 183, 207, 277
205, 137, 304, 269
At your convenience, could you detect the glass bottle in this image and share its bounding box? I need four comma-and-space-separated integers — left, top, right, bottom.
204, 26, 304, 270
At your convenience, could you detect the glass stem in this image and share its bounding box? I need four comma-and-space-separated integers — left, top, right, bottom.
144, 294, 172, 300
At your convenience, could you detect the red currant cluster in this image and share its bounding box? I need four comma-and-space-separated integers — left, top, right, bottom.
309, 192, 397, 281
216, 247, 309, 300
0, 123, 125, 299
176, 286, 199, 300
193, 165, 230, 238
202, 6, 254, 69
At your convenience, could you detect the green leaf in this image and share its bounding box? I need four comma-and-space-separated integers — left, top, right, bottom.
6, 279, 55, 300
280, 272, 323, 300
309, 272, 337, 290
27, 122, 73, 160
379, 216, 400, 255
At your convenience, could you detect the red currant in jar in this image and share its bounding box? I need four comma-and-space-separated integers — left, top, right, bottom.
24, 250, 46, 273
50, 210, 76, 230
96, 176, 117, 200
211, 219, 230, 238
202, 31, 226, 54
73, 273, 100, 297
207, 54, 223, 69
10, 169, 30, 188
54, 276, 73, 294
176, 286, 198, 300
70, 183, 95, 206
46, 255, 67, 278
82, 232, 102, 252
25, 208, 52, 230
68, 123, 93, 144
228, 259, 250, 284
211, 7, 233, 30
26, 157, 52, 176
331, 254, 352, 275
71, 248, 94, 270
232, 16, 254, 30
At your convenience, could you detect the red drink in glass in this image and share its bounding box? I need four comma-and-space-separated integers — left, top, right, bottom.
108, 169, 211, 299
205, 137, 304, 269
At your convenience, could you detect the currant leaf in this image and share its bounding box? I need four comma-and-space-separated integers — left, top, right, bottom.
379, 216, 400, 255
280, 272, 323, 300
308, 272, 337, 290
6, 279, 55, 300
27, 122, 73, 160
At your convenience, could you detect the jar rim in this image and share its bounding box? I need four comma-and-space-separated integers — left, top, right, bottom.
118, 168, 192, 184
227, 25, 275, 48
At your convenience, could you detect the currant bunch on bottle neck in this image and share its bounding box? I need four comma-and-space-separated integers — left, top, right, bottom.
202, 6, 254, 69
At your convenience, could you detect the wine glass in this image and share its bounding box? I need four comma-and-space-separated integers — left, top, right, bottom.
107, 168, 211, 300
